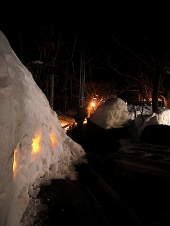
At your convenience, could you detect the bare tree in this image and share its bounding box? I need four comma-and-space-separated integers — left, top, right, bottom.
98, 8, 170, 113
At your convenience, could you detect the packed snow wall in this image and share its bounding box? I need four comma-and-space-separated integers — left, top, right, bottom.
0, 31, 86, 226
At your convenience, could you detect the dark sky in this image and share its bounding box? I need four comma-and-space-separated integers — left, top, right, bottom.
1, 4, 169, 51
0, 4, 155, 48
1, 3, 170, 73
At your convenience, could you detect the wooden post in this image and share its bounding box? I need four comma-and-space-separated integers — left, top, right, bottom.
77, 27, 85, 138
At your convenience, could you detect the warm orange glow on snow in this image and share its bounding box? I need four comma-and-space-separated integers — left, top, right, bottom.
50, 131, 57, 147
13, 149, 18, 177
32, 133, 41, 154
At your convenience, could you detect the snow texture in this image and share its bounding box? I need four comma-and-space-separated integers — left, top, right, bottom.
89, 98, 170, 142
89, 98, 129, 129
126, 105, 170, 141
0, 31, 86, 226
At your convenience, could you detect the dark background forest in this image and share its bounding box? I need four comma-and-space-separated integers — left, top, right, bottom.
1, 3, 170, 115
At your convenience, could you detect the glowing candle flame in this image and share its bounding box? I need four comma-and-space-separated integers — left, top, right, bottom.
32, 133, 41, 154
13, 149, 18, 173
13, 148, 18, 178
50, 131, 57, 147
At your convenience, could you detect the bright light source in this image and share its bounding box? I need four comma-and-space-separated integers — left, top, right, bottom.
32, 133, 41, 154
90, 102, 95, 107
13, 149, 18, 177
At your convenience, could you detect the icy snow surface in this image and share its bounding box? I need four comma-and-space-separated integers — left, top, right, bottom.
0, 31, 86, 226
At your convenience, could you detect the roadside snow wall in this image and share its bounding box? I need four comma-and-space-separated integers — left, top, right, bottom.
0, 30, 86, 226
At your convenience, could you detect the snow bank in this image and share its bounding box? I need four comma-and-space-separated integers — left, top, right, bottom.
126, 105, 170, 141
158, 108, 170, 125
0, 31, 86, 226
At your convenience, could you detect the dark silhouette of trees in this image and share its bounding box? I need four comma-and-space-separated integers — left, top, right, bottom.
6, 5, 170, 114
98, 6, 170, 113
13, 7, 116, 114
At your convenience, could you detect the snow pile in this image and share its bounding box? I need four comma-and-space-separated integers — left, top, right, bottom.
127, 104, 170, 125
128, 113, 159, 140
89, 98, 129, 129
127, 105, 170, 141
0, 31, 86, 226
119, 106, 170, 150
158, 108, 170, 126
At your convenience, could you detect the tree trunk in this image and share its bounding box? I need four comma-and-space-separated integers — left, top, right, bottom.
163, 75, 170, 108
165, 89, 170, 108
152, 60, 161, 113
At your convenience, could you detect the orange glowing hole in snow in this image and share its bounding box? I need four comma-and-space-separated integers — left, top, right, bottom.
32, 133, 41, 154
13, 149, 18, 174
50, 132, 57, 147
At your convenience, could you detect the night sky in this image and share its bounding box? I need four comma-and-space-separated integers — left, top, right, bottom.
1, 4, 169, 58
1, 3, 170, 103
2, 4, 169, 56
